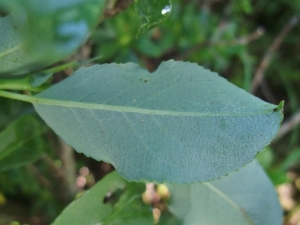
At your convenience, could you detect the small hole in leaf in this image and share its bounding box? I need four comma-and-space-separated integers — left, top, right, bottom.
103, 188, 124, 204
103, 191, 114, 204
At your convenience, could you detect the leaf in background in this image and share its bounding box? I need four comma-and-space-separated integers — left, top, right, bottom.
0, 0, 107, 76
167, 160, 282, 225
158, 211, 182, 225
0, 16, 48, 76
0, 137, 46, 171
30, 73, 53, 88
135, 0, 172, 35
0, 114, 47, 170
52, 171, 153, 225
101, 182, 153, 225
33, 60, 283, 183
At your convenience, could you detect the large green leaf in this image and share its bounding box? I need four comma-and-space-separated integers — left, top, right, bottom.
32, 60, 283, 183
52, 171, 153, 225
167, 160, 282, 225
0, 114, 47, 170
0, 0, 106, 76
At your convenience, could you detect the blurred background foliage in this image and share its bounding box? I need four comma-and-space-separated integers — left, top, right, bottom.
0, 0, 300, 224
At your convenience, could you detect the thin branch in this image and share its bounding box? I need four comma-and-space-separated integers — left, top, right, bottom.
273, 110, 300, 143
260, 78, 278, 104
251, 15, 299, 94
27, 164, 51, 188
104, 0, 133, 18
57, 137, 77, 199
42, 150, 76, 203
177, 27, 265, 60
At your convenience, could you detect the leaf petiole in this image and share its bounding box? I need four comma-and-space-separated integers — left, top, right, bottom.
0, 90, 37, 102
0, 77, 48, 92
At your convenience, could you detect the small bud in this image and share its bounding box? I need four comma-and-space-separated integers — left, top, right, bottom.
157, 184, 170, 200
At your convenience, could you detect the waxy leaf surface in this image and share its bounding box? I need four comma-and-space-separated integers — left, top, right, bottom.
168, 160, 282, 225
33, 61, 283, 183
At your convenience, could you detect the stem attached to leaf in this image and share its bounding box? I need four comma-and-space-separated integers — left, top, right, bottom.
0, 90, 37, 102
0, 77, 46, 92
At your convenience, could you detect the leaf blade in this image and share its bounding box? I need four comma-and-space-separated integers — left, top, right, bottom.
33, 60, 283, 183
167, 160, 282, 225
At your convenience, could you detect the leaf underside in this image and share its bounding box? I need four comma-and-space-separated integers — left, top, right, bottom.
168, 160, 282, 225
33, 60, 283, 183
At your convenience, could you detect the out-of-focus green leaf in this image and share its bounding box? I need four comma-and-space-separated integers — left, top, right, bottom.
30, 73, 53, 88
280, 149, 300, 171
237, 0, 253, 14
256, 147, 274, 169
52, 171, 153, 225
135, 0, 172, 35
0, 97, 30, 129
0, 166, 41, 195
0, 0, 107, 76
167, 161, 282, 225
0, 16, 48, 76
0, 137, 45, 171
158, 212, 181, 225
0, 115, 47, 170
101, 182, 153, 225
267, 168, 289, 186
91, 4, 140, 62
93, 0, 248, 71
33, 60, 283, 183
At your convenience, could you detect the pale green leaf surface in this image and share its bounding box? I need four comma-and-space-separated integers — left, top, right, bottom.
33, 60, 283, 183
167, 160, 282, 225
0, 115, 46, 170
52, 171, 153, 225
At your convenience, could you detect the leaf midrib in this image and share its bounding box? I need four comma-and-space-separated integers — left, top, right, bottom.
0, 90, 273, 117
34, 97, 273, 117
203, 182, 255, 225
0, 90, 274, 117
0, 44, 23, 58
